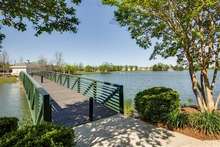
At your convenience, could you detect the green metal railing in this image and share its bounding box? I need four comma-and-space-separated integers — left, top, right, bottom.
20, 71, 51, 125
39, 71, 124, 114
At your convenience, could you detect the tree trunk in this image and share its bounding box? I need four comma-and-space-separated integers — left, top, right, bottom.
192, 80, 207, 112
205, 87, 215, 112
190, 70, 206, 111
202, 70, 215, 112
190, 70, 215, 112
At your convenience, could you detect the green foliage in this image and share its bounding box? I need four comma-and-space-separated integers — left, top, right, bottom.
103, 0, 220, 112
167, 112, 189, 129
84, 65, 94, 72
52, 63, 140, 74
152, 63, 169, 71
0, 32, 5, 48
103, 0, 220, 62
189, 112, 220, 135
0, 123, 75, 147
0, 117, 18, 137
99, 63, 113, 73
124, 99, 134, 117
171, 65, 185, 71
64, 65, 78, 74
1, 0, 81, 36
134, 87, 180, 123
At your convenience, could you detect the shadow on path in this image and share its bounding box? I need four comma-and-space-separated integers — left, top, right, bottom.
75, 115, 175, 147
51, 99, 117, 127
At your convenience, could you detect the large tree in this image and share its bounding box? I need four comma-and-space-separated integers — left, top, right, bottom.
103, 0, 220, 112
0, 0, 81, 45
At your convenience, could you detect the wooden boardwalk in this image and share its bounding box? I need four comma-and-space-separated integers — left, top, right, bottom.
33, 76, 117, 126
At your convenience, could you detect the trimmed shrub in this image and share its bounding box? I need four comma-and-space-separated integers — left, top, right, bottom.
0, 117, 18, 137
135, 87, 180, 123
189, 112, 220, 135
0, 123, 75, 147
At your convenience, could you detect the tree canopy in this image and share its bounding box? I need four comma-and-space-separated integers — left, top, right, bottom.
103, 0, 220, 112
0, 0, 81, 46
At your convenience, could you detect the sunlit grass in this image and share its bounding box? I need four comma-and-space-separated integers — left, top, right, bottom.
0, 76, 17, 84
124, 99, 135, 117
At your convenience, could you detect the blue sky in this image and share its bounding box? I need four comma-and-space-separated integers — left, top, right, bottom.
1, 0, 176, 66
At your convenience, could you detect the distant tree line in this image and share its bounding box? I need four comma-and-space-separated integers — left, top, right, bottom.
152, 63, 170, 71
151, 63, 185, 71
32, 53, 188, 74
52, 62, 139, 74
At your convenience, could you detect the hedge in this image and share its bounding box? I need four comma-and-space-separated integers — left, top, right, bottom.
135, 87, 180, 123
0, 123, 75, 147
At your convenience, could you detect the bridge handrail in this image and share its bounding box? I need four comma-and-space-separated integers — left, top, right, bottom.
37, 71, 124, 114
19, 71, 51, 124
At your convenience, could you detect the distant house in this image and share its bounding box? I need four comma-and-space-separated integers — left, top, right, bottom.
10, 65, 27, 76
138, 67, 147, 71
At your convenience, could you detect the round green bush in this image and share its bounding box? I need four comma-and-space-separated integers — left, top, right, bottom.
135, 87, 180, 123
0, 123, 75, 147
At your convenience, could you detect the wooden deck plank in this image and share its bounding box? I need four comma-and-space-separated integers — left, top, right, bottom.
33, 76, 87, 108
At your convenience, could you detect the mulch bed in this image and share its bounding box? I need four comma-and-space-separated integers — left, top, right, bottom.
173, 127, 220, 140
141, 106, 220, 140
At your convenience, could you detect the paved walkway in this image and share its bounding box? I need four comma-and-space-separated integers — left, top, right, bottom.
33, 76, 117, 126
75, 115, 220, 147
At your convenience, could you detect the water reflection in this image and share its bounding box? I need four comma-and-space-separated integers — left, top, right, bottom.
0, 82, 31, 124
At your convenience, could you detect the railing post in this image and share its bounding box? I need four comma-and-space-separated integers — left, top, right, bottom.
93, 81, 97, 99
41, 75, 44, 83
119, 85, 124, 114
67, 75, 70, 88
43, 94, 51, 122
89, 97, 93, 121
77, 77, 81, 93
60, 74, 62, 85
54, 73, 56, 82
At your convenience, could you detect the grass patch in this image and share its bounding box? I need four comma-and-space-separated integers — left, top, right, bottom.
124, 99, 134, 117
0, 76, 17, 84
189, 111, 220, 135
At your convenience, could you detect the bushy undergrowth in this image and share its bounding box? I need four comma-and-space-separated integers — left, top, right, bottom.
135, 87, 180, 123
167, 112, 189, 129
189, 112, 220, 135
0, 118, 75, 147
135, 87, 220, 135
0, 117, 18, 137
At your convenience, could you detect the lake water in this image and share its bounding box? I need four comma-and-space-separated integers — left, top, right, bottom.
82, 71, 220, 103
0, 83, 31, 124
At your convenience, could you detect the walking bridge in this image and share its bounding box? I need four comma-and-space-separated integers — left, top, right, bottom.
19, 71, 124, 126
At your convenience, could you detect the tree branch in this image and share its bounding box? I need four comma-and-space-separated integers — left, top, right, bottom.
211, 46, 219, 90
